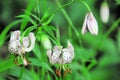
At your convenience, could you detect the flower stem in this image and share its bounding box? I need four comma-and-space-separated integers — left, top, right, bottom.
48, 1, 74, 18
81, 0, 91, 11
56, 0, 83, 46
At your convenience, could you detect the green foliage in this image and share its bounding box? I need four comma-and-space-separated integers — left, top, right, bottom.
0, 0, 120, 80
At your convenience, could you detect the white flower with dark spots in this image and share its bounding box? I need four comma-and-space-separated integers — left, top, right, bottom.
8, 30, 36, 55
46, 41, 74, 64
81, 12, 98, 35
8, 30, 36, 66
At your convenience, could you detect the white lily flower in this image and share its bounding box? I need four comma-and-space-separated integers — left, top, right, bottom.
100, 1, 109, 23
8, 30, 36, 55
81, 12, 98, 35
46, 41, 74, 64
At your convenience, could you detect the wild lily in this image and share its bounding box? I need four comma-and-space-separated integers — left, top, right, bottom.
46, 41, 74, 64
100, 1, 109, 23
81, 11, 98, 35
46, 41, 74, 76
8, 30, 36, 66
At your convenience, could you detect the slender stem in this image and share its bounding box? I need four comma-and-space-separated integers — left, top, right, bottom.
104, 18, 120, 39
81, 0, 91, 11
47, 1, 74, 18
19, 66, 24, 80
56, 26, 60, 43
56, 0, 82, 46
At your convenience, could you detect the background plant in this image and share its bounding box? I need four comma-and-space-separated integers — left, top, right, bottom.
0, 0, 120, 80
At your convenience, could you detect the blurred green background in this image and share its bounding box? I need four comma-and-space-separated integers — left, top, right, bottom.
0, 0, 120, 80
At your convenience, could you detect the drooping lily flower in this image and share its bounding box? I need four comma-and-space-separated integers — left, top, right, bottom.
100, 1, 109, 23
46, 41, 74, 64
8, 30, 36, 66
46, 41, 74, 76
8, 30, 36, 54
81, 12, 98, 35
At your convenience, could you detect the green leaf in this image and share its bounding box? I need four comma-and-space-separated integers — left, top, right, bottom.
21, 26, 37, 37
29, 58, 54, 73
75, 47, 95, 61
17, 15, 37, 26
33, 42, 41, 60
98, 38, 119, 68
8, 67, 34, 80
0, 55, 15, 72
117, 28, 120, 53
41, 9, 50, 21
42, 14, 54, 26
24, 10, 41, 23
20, 0, 34, 31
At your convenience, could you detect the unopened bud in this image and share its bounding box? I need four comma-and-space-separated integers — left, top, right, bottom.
81, 12, 98, 35
41, 34, 52, 49
100, 1, 109, 23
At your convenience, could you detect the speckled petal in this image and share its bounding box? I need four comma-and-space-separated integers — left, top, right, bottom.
10, 30, 20, 41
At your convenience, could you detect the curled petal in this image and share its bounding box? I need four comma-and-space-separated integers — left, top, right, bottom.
10, 30, 20, 41
22, 37, 29, 48
24, 33, 36, 52
67, 41, 74, 59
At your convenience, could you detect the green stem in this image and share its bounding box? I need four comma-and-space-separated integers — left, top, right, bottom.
87, 59, 97, 70
104, 18, 120, 39
48, 1, 74, 18
81, 0, 91, 11
56, 26, 60, 43
19, 66, 24, 80
56, 0, 82, 46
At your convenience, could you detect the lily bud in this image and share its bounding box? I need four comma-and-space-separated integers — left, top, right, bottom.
81, 12, 98, 35
41, 34, 52, 50
100, 1, 109, 23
